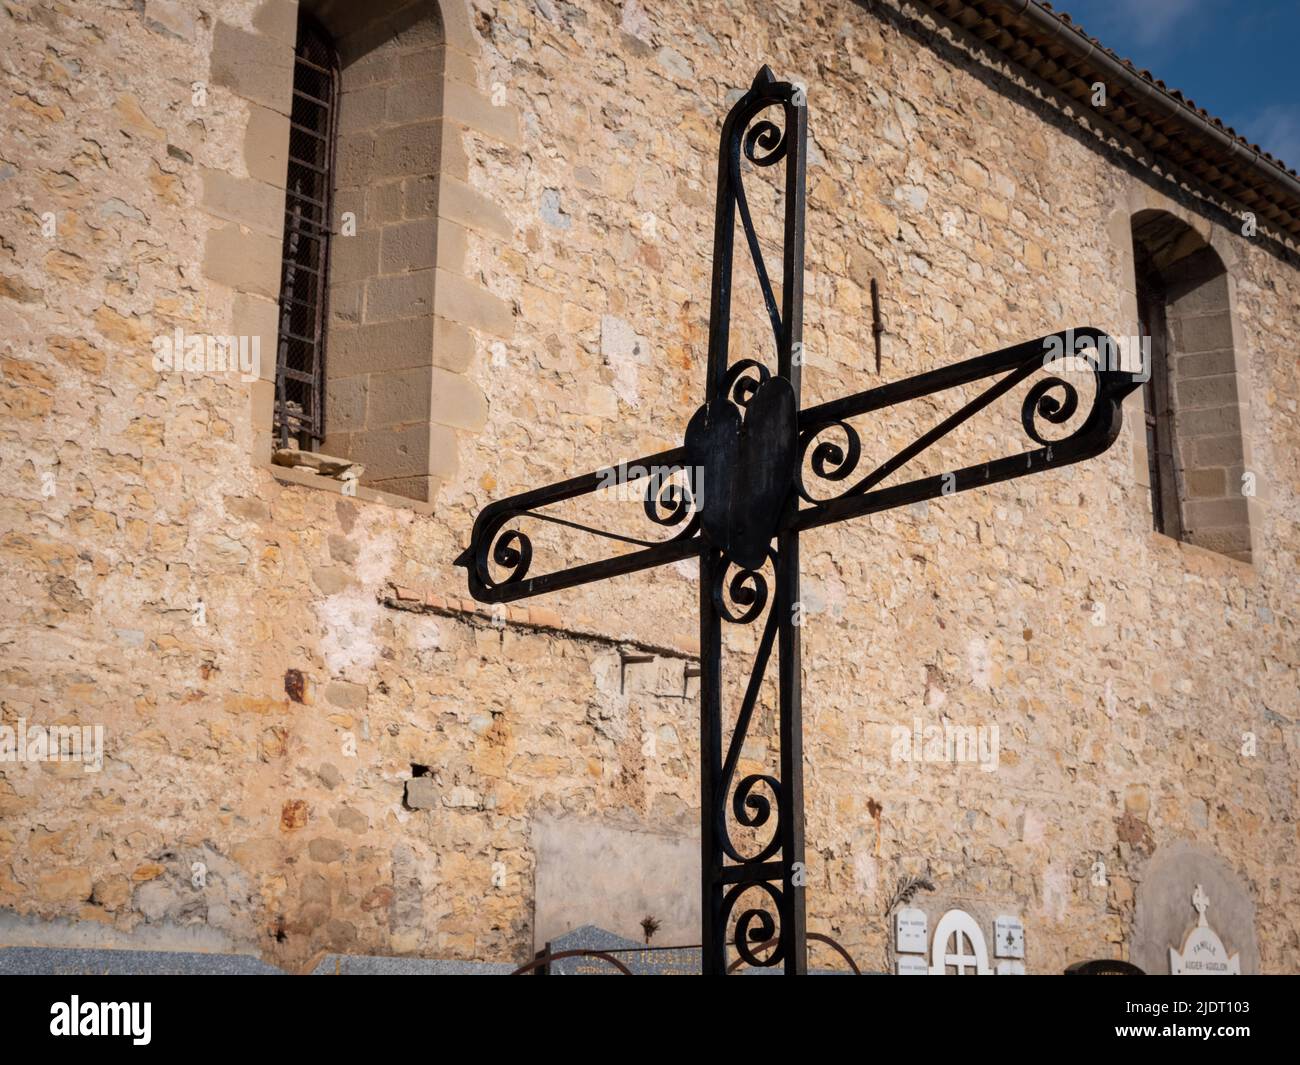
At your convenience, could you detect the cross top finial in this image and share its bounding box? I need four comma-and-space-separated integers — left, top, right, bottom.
1192, 883, 1210, 925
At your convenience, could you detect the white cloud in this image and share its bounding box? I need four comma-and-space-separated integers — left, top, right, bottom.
1124, 0, 1207, 46
1241, 104, 1300, 170
1068, 0, 1209, 50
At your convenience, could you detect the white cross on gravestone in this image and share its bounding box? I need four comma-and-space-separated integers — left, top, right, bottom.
1169, 884, 1240, 974
1192, 883, 1210, 925
946, 934, 980, 974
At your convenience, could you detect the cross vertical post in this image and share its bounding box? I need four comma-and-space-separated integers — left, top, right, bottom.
698, 68, 808, 974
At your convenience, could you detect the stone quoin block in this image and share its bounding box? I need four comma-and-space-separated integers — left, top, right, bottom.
365, 366, 434, 429
210, 22, 295, 113
1184, 466, 1227, 499
230, 291, 279, 384
336, 84, 391, 139
435, 174, 514, 240
328, 229, 380, 286
369, 474, 442, 503
366, 181, 405, 227
431, 317, 476, 374
335, 134, 379, 190
364, 269, 435, 324
386, 77, 442, 125
379, 218, 439, 273
1192, 433, 1246, 467
1175, 373, 1239, 410
328, 315, 435, 378
202, 224, 282, 299
441, 81, 522, 147
1175, 348, 1236, 381
324, 375, 369, 435
1172, 311, 1235, 354
200, 168, 285, 238
427, 367, 488, 432
373, 122, 444, 180
432, 270, 513, 338
243, 104, 291, 187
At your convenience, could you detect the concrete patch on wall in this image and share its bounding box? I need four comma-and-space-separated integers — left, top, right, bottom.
600, 315, 650, 409
532, 817, 698, 950
313, 514, 399, 678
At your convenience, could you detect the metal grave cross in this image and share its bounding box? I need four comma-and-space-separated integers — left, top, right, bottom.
455, 67, 1140, 974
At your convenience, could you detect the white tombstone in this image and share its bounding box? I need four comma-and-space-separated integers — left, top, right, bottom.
895, 907, 928, 954
1169, 885, 1241, 975
994, 915, 1025, 958
928, 909, 993, 975
896, 955, 929, 975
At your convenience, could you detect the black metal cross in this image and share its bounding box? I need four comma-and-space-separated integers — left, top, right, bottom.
456, 67, 1140, 974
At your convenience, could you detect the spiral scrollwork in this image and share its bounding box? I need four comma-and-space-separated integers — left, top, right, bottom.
472, 515, 534, 590
724, 773, 783, 865
722, 880, 786, 968
1021, 376, 1080, 445
797, 420, 863, 503
743, 116, 788, 168
719, 358, 770, 411
642, 468, 695, 528
733, 772, 778, 829
711, 559, 769, 625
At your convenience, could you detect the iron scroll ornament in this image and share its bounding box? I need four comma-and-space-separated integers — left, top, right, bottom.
454, 329, 1140, 600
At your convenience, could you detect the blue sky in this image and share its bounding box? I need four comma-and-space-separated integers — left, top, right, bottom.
1055, 0, 1299, 170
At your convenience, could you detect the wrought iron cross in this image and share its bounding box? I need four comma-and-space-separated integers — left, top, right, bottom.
456, 67, 1140, 974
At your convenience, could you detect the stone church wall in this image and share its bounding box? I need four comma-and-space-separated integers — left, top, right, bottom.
0, 0, 1296, 972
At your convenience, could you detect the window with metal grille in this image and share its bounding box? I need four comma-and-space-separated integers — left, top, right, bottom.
273, 14, 338, 452
1136, 260, 1183, 539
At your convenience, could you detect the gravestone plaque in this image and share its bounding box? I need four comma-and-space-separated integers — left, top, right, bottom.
896, 955, 929, 975
994, 915, 1025, 958
895, 907, 928, 954
1169, 885, 1240, 975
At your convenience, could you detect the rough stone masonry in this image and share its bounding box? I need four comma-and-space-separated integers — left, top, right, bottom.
0, 0, 1296, 973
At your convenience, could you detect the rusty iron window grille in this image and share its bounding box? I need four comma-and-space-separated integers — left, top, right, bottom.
273, 14, 339, 452
1136, 262, 1182, 538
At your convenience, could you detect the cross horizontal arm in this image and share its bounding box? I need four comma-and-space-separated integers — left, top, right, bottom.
454, 446, 701, 604
788, 327, 1142, 534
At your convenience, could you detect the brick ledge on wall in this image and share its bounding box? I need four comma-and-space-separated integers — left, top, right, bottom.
383, 584, 700, 660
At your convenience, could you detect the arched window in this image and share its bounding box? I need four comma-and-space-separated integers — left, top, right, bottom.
1130, 211, 1252, 561
215, 0, 505, 505
273, 14, 339, 452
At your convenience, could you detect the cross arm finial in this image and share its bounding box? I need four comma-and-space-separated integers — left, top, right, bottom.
453, 445, 701, 603
786, 328, 1143, 535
